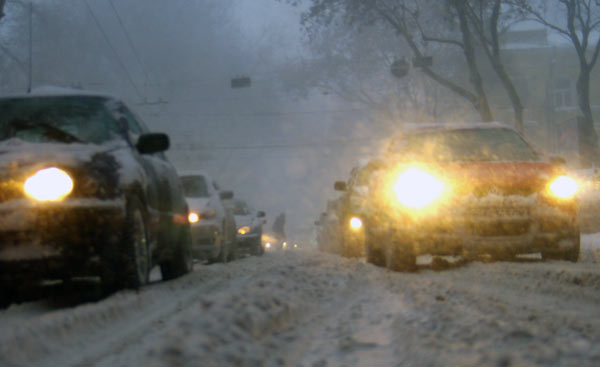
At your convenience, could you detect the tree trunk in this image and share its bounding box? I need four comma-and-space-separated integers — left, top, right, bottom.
0, 0, 5, 22
493, 60, 524, 133
454, 0, 493, 122
576, 67, 599, 167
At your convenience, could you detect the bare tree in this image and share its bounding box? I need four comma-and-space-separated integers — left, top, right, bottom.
511, 0, 600, 165
287, 0, 497, 122
0, 0, 5, 22
461, 0, 526, 132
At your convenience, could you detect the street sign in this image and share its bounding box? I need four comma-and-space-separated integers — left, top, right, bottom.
231, 76, 251, 88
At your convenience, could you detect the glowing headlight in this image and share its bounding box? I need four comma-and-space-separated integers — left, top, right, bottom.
549, 176, 577, 199
24, 167, 73, 201
238, 226, 251, 235
265, 242, 271, 248
188, 212, 199, 223
393, 168, 444, 209
349, 217, 363, 230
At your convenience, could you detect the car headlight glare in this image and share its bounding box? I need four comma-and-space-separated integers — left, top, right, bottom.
394, 168, 444, 209
188, 212, 199, 223
349, 217, 363, 230
24, 167, 73, 201
549, 176, 577, 199
238, 226, 251, 235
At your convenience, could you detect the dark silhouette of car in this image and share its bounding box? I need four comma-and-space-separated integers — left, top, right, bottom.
0, 88, 193, 307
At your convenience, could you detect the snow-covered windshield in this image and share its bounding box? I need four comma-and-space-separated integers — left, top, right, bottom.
392, 128, 539, 162
0, 96, 120, 144
180, 175, 209, 198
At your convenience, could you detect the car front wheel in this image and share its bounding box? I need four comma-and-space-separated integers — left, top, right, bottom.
542, 234, 580, 262
161, 224, 193, 280
365, 226, 385, 267
103, 197, 150, 290
385, 234, 417, 272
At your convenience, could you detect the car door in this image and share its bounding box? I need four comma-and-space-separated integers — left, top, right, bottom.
119, 104, 186, 216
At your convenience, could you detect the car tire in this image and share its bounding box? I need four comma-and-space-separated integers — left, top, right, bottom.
365, 226, 385, 267
542, 234, 580, 262
254, 239, 265, 256
161, 224, 193, 280
386, 235, 417, 272
0, 285, 17, 309
226, 239, 238, 262
107, 197, 150, 290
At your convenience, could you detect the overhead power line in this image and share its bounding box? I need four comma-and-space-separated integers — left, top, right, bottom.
83, 0, 143, 100
171, 137, 383, 151
107, 0, 150, 85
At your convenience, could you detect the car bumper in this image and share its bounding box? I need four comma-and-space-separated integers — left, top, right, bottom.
375, 198, 577, 256
0, 198, 125, 280
236, 233, 260, 248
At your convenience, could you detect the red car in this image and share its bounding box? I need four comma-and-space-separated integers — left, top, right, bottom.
365, 123, 580, 271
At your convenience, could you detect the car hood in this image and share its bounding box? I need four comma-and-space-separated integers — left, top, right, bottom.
0, 138, 144, 187
398, 161, 560, 196
186, 197, 212, 212
234, 214, 253, 227
0, 138, 108, 169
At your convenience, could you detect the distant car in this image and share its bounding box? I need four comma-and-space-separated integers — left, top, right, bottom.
226, 199, 265, 256
179, 171, 237, 263
366, 123, 580, 271
0, 88, 193, 307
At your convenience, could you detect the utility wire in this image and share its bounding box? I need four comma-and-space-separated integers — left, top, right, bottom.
171, 137, 382, 151
107, 0, 150, 85
83, 0, 143, 100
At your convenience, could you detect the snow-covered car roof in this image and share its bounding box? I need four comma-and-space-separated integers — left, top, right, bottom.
0, 86, 118, 100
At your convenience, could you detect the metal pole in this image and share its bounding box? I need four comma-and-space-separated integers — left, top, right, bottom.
27, 1, 32, 93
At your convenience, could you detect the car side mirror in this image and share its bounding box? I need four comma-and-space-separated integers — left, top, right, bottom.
334, 181, 347, 191
219, 190, 234, 200
257, 211, 266, 218
137, 133, 170, 154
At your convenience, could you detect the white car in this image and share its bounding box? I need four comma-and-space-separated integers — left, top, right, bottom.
179, 171, 237, 263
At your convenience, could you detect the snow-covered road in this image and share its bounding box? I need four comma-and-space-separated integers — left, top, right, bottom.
2, 235, 600, 367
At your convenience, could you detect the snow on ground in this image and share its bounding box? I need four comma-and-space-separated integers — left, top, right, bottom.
1, 238, 600, 367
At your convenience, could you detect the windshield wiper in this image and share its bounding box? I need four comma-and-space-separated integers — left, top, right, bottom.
7, 118, 84, 143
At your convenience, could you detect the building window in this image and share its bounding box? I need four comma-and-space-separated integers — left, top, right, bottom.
554, 77, 573, 108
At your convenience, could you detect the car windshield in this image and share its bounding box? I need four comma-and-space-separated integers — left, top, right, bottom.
180, 175, 209, 198
392, 128, 539, 162
231, 200, 250, 215
0, 96, 119, 144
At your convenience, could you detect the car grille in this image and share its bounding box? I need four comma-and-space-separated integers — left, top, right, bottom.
471, 185, 537, 197
465, 206, 531, 236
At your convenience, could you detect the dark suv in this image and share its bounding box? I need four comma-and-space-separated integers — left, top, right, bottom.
0, 89, 193, 306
